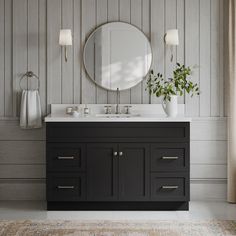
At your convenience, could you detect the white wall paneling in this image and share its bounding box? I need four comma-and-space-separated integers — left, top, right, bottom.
191, 141, 227, 165
0, 120, 45, 141
4, 0, 13, 117
191, 164, 226, 179
39, 0, 47, 115
191, 179, 227, 201
142, 0, 151, 104
119, 0, 131, 104
185, 0, 200, 116
211, 0, 221, 117
0, 0, 5, 117
165, 0, 177, 83
0, 179, 45, 200
199, 0, 211, 116
107, 0, 119, 104
130, 0, 142, 104
0, 141, 45, 164
61, 0, 74, 104
13, 0, 28, 117
47, 0, 62, 106
0, 0, 225, 111
190, 118, 227, 201
81, 0, 96, 104
0, 165, 45, 179
28, 0, 39, 92
96, 0, 108, 104
191, 118, 227, 141
0, 0, 227, 200
150, 0, 165, 104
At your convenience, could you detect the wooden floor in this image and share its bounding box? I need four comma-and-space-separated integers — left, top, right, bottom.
0, 201, 235, 220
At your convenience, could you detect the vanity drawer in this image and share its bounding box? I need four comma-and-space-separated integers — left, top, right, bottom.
151, 143, 189, 172
150, 173, 189, 201
47, 173, 86, 201
47, 122, 189, 142
47, 143, 86, 171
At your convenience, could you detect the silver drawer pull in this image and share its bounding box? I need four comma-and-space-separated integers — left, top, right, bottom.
162, 156, 179, 160
57, 156, 75, 160
162, 186, 179, 189
57, 185, 75, 189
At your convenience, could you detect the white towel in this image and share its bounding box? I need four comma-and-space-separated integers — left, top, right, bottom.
20, 90, 42, 129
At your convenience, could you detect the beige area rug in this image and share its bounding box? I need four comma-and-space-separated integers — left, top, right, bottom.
0, 220, 236, 236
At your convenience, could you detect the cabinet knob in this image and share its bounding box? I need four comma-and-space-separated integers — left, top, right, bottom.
119, 151, 123, 157
113, 151, 118, 157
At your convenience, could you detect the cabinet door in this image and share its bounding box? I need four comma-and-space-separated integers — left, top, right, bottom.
118, 143, 149, 201
87, 143, 118, 201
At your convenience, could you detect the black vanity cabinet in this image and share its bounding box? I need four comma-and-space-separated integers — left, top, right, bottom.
46, 122, 190, 210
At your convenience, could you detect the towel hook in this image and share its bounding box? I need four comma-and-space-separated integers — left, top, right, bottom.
19, 71, 40, 91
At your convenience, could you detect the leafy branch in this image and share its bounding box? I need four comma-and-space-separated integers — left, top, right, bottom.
146, 63, 200, 101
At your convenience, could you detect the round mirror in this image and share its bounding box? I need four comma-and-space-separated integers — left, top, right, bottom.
83, 22, 152, 91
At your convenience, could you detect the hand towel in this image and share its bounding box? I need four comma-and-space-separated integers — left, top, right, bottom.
20, 90, 42, 129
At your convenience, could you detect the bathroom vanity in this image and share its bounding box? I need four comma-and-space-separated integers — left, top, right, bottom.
45, 106, 190, 211
45, 22, 190, 210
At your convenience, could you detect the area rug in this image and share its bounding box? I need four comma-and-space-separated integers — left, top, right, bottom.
0, 220, 236, 236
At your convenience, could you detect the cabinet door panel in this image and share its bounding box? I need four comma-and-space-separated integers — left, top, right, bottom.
87, 143, 118, 201
119, 143, 149, 201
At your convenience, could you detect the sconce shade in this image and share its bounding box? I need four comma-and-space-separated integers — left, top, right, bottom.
59, 29, 72, 45
165, 29, 179, 45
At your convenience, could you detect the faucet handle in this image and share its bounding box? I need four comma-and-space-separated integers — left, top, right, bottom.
124, 105, 132, 114
104, 105, 112, 114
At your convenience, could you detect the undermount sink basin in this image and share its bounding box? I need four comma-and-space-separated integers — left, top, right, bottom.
95, 113, 140, 118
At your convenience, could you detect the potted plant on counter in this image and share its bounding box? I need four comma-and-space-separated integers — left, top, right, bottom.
146, 63, 200, 117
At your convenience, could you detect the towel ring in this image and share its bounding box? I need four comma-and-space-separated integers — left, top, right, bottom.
19, 71, 40, 91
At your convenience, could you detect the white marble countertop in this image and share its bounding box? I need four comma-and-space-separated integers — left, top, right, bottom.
44, 114, 192, 122
44, 104, 192, 122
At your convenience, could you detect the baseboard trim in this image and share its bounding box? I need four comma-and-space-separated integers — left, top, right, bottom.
47, 201, 189, 211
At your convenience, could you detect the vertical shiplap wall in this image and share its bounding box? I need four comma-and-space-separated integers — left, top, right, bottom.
0, 0, 226, 117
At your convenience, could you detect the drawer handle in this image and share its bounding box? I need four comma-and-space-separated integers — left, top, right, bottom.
119, 152, 123, 157
161, 186, 179, 189
57, 156, 75, 160
162, 156, 179, 160
113, 152, 118, 157
57, 185, 75, 189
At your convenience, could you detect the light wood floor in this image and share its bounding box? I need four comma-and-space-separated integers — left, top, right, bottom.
0, 201, 235, 221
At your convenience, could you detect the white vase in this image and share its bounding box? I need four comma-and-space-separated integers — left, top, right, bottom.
162, 95, 178, 117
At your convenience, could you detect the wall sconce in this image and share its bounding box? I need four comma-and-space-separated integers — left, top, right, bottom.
59, 29, 72, 62
164, 29, 179, 62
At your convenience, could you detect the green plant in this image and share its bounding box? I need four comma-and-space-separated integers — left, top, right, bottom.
146, 63, 200, 101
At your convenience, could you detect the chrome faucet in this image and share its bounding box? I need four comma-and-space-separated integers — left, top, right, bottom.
115, 88, 120, 114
